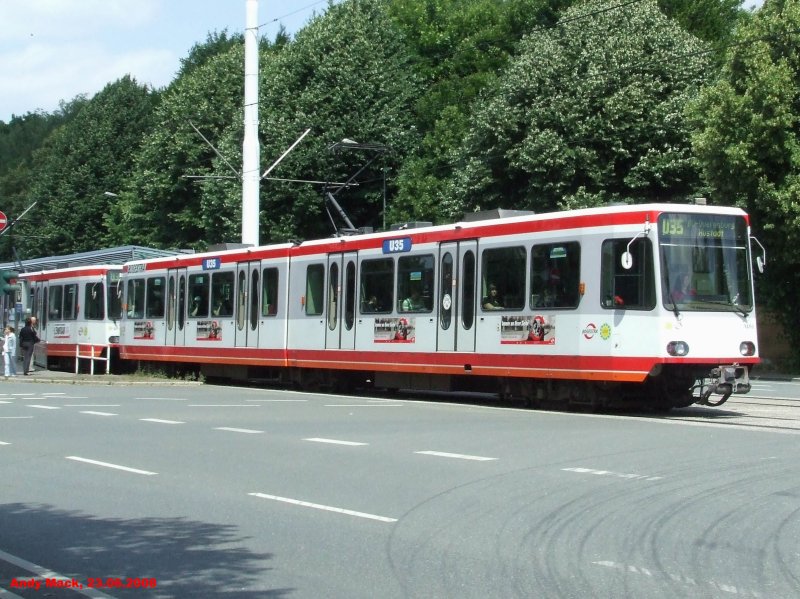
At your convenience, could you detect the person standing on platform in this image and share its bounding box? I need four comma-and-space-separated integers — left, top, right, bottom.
18, 317, 39, 375
3, 326, 16, 378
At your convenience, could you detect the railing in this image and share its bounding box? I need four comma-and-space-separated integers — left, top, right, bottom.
75, 344, 110, 375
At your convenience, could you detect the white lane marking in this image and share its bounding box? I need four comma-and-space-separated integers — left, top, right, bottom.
28, 405, 60, 410
249, 492, 397, 523
41, 393, 66, 396
11, 393, 35, 396
140, 418, 185, 425
246, 399, 308, 402
66, 404, 120, 407
415, 450, 497, 462
0, 416, 33, 419
215, 427, 263, 434
138, 397, 188, 401
0, 548, 117, 599
0, 441, 10, 445
325, 404, 403, 407
563, 467, 663, 481
0, 400, 12, 404
66, 456, 157, 476
189, 404, 259, 407
80, 411, 117, 417
304, 438, 368, 446
592, 561, 762, 597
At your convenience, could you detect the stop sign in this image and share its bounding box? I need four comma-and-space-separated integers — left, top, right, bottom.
0, 211, 6, 231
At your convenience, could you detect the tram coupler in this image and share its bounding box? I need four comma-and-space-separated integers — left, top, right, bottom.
698, 365, 750, 406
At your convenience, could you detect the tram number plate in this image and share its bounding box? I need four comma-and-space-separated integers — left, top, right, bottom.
202, 258, 221, 270
383, 238, 412, 254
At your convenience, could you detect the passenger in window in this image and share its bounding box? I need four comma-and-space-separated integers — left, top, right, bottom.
482, 284, 503, 310
190, 296, 203, 317
362, 295, 379, 313
212, 296, 231, 316
402, 288, 425, 312
671, 273, 694, 301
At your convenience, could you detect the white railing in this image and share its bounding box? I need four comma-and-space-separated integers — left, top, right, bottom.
75, 344, 110, 375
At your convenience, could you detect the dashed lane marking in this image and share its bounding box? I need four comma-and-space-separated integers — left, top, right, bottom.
27, 405, 60, 410
79, 411, 117, 417
140, 418, 185, 425
249, 492, 397, 523
563, 467, 663, 481
415, 450, 498, 462
65, 456, 157, 476
304, 438, 368, 446
214, 427, 263, 434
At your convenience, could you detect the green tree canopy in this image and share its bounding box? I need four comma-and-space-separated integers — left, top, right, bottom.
690, 0, 800, 365
436, 0, 711, 221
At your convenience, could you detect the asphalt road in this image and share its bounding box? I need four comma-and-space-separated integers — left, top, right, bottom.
1, 378, 799, 598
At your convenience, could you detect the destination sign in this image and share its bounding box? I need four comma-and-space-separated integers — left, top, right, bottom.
382, 237, 412, 254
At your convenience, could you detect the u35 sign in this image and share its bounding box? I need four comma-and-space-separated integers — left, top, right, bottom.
382, 237, 412, 254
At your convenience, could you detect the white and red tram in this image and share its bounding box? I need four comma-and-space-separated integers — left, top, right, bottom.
21, 265, 123, 371
115, 203, 760, 409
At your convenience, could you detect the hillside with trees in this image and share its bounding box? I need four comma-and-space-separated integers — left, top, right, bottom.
0, 0, 797, 365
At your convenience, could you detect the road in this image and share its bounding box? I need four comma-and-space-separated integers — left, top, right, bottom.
1, 378, 799, 598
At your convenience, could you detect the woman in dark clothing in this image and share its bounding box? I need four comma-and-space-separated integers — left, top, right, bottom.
18, 317, 39, 375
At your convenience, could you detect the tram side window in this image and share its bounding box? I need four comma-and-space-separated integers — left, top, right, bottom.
261, 268, 278, 316
84, 282, 105, 320
398, 254, 434, 313
126, 279, 145, 319
146, 277, 166, 318
212, 271, 234, 317
531, 242, 581, 309
601, 238, 655, 310
481, 246, 525, 311
63, 284, 78, 320
305, 264, 325, 316
360, 258, 394, 314
108, 279, 122, 320
189, 274, 209, 318
49, 285, 63, 320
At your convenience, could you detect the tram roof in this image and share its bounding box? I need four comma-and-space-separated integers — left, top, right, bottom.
0, 245, 190, 272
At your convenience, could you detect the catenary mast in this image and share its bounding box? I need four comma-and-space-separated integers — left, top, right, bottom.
242, 0, 260, 246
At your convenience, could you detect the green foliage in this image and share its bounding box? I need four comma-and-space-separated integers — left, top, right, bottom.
21, 77, 157, 257
690, 0, 800, 366
389, 0, 569, 223
441, 0, 711, 220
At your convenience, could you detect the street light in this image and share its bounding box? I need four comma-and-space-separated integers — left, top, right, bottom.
329, 138, 391, 230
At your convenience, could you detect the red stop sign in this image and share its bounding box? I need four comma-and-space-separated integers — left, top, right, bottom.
0, 211, 6, 231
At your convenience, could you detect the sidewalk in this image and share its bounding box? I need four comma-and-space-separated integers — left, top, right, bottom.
3, 367, 201, 386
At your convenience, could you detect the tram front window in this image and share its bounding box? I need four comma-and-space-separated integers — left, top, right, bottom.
659, 213, 753, 313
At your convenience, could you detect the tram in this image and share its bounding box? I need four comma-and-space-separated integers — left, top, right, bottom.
20, 265, 123, 371
112, 202, 760, 409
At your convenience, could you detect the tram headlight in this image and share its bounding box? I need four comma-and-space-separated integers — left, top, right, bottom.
109, 335, 120, 344
666, 341, 689, 357
739, 341, 756, 357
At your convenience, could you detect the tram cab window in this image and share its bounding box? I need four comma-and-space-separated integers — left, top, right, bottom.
49, 285, 63, 320
146, 277, 166, 318
63, 284, 78, 320
188, 274, 209, 318
305, 264, 325, 316
261, 268, 278, 316
398, 255, 433, 313
84, 283, 105, 320
360, 258, 393, 314
481, 247, 526, 311
126, 279, 145, 319
601, 238, 655, 310
108, 277, 122, 321
212, 271, 234, 317
531, 243, 581, 309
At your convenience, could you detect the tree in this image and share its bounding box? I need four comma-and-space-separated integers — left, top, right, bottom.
21, 77, 157, 257
440, 0, 711, 221
690, 0, 800, 366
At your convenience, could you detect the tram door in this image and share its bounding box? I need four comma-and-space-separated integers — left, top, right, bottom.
166, 268, 187, 346
437, 240, 478, 352
235, 261, 260, 348
325, 252, 357, 350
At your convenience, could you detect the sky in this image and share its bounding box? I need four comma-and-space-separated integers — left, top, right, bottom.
0, 0, 332, 122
